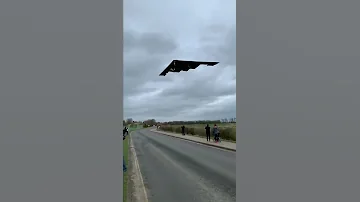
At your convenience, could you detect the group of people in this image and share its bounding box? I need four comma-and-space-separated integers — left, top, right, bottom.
180, 124, 221, 142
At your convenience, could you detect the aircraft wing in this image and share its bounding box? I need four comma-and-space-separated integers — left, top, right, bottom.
159, 60, 219, 76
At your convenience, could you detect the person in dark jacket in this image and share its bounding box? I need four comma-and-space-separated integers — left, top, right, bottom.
181, 125, 185, 135
123, 130, 127, 172
123, 157, 127, 172
123, 127, 128, 136
205, 124, 211, 141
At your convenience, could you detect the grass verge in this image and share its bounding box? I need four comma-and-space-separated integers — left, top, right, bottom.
123, 131, 130, 202
159, 123, 236, 141
123, 124, 142, 202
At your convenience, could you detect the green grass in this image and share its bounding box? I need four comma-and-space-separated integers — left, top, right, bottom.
123, 132, 130, 202
123, 124, 143, 202
159, 123, 236, 141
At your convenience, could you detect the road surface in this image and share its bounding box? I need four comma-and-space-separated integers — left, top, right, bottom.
131, 128, 236, 202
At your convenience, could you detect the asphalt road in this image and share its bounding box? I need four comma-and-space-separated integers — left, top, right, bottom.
131, 128, 236, 202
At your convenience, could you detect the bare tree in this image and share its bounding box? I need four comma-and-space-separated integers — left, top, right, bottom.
144, 119, 156, 126
126, 118, 133, 125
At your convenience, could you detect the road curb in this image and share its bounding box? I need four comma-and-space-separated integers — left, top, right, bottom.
128, 133, 149, 202
150, 129, 236, 152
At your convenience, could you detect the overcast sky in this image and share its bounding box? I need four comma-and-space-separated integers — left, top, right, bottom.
124, 0, 236, 122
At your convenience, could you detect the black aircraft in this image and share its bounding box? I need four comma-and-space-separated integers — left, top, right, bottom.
159, 60, 219, 76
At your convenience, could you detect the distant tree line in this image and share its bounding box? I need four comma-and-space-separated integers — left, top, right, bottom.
123, 117, 236, 128
142, 119, 157, 128
124, 118, 134, 125
220, 118, 236, 123
161, 120, 221, 125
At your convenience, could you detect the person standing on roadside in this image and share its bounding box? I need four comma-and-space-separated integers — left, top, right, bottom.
205, 124, 211, 141
123, 131, 127, 172
181, 125, 185, 135
123, 126, 128, 137
213, 124, 220, 142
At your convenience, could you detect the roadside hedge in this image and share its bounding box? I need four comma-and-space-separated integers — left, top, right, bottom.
159, 125, 236, 141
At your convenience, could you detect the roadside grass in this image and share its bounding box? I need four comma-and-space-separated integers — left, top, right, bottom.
159, 123, 236, 141
123, 124, 142, 202
123, 132, 130, 202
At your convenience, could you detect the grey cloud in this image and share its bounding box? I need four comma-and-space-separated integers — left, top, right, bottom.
196, 101, 236, 120
159, 69, 236, 100
124, 30, 178, 97
123, 82, 158, 98
126, 97, 199, 118
124, 53, 164, 78
124, 54, 174, 97
201, 27, 236, 66
125, 93, 235, 121
124, 30, 178, 55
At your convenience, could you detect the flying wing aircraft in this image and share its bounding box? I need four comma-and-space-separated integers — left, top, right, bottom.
159, 60, 219, 76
